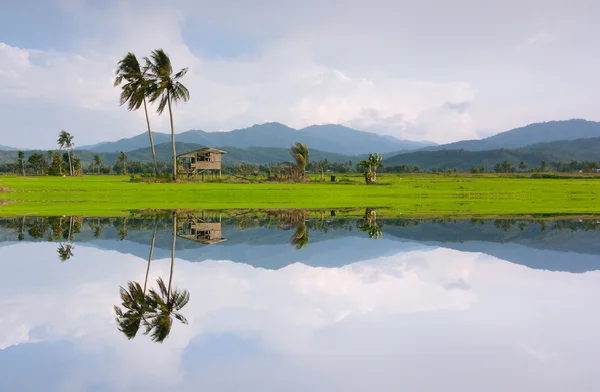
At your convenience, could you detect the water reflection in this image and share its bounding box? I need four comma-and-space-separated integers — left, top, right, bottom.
1, 210, 600, 391
114, 214, 190, 343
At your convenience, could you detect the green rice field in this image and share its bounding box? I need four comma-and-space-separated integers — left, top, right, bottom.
0, 174, 599, 217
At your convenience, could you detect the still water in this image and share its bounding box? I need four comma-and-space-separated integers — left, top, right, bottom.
1, 210, 599, 391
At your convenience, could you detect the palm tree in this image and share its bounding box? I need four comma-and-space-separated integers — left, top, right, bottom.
144, 49, 190, 181
144, 213, 190, 342
57, 243, 74, 261
290, 142, 309, 180
114, 218, 159, 340
114, 53, 159, 176
93, 154, 102, 174
114, 281, 153, 339
118, 151, 128, 174
57, 130, 74, 176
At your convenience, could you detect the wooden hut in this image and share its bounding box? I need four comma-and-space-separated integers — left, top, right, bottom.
177, 148, 226, 180
177, 212, 226, 245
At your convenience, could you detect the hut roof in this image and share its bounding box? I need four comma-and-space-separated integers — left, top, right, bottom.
177, 147, 227, 158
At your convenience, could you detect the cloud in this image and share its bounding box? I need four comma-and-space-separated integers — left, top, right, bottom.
517, 31, 557, 51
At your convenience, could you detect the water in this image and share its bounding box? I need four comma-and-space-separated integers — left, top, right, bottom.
1, 211, 599, 391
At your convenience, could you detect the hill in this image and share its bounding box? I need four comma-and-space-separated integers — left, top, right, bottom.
426, 119, 600, 151
384, 137, 600, 170
0, 143, 358, 166
0, 145, 17, 151
78, 122, 435, 155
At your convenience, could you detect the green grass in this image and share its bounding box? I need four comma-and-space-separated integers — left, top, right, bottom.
1, 174, 599, 217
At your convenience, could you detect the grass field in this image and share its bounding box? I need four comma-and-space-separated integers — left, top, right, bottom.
1, 174, 599, 217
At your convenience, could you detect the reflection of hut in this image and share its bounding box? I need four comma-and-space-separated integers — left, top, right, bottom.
177, 148, 226, 180
177, 213, 226, 245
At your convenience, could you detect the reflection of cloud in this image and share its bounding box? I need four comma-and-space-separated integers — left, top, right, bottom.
1, 243, 600, 390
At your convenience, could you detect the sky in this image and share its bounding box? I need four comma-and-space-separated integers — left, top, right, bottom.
1, 0, 599, 148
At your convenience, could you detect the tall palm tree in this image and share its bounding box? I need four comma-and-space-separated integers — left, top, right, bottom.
118, 151, 128, 174
93, 154, 102, 175
290, 142, 309, 180
57, 130, 74, 176
114, 53, 159, 176
57, 243, 74, 261
144, 49, 190, 181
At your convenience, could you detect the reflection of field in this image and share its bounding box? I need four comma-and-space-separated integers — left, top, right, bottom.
1, 174, 600, 217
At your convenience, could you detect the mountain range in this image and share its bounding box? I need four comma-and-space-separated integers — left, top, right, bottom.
2, 119, 600, 169
78, 123, 435, 155
423, 119, 600, 151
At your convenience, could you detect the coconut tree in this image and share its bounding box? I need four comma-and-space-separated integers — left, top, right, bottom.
290, 142, 309, 180
144, 49, 190, 181
118, 151, 128, 174
93, 154, 102, 175
114, 53, 159, 176
113, 217, 159, 340
57, 130, 74, 176
144, 213, 190, 342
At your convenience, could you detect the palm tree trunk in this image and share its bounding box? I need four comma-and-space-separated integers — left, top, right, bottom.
67, 151, 73, 176
167, 95, 177, 181
143, 98, 159, 177
144, 218, 158, 293
168, 212, 177, 297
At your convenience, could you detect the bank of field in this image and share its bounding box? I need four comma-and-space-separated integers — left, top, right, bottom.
0, 174, 599, 217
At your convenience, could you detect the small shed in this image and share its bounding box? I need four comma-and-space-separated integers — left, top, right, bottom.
177, 148, 226, 180
177, 213, 226, 245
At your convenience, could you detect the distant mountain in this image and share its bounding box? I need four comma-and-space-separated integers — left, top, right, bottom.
425, 119, 600, 151
0, 142, 358, 166
0, 145, 17, 151
384, 137, 600, 170
77, 122, 436, 155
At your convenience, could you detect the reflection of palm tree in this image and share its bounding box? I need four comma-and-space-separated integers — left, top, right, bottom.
146, 277, 190, 343
290, 221, 310, 249
114, 281, 152, 339
114, 218, 159, 340
57, 243, 74, 261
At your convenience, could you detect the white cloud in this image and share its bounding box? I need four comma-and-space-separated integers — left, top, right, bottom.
517, 31, 557, 51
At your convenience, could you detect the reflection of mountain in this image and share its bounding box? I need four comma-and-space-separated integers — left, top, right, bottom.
0, 217, 598, 273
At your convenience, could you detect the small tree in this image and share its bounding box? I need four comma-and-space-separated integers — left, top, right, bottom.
28, 153, 43, 175
49, 152, 63, 176
359, 153, 383, 184
289, 142, 309, 180
519, 160, 527, 172
540, 160, 547, 172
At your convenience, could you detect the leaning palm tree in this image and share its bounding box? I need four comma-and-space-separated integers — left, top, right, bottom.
57, 130, 74, 176
144, 49, 190, 181
114, 53, 159, 176
290, 142, 309, 180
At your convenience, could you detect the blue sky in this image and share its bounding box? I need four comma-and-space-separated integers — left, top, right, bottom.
1, 0, 599, 148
